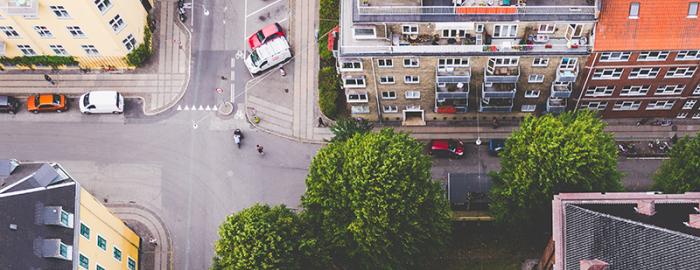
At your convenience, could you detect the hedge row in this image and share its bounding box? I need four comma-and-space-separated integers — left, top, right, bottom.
0, 56, 78, 68
318, 0, 342, 119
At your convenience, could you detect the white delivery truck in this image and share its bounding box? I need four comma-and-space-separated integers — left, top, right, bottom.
79, 91, 124, 114
244, 36, 292, 75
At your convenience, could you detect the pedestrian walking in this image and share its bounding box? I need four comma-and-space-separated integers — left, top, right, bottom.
44, 74, 56, 85
256, 145, 264, 156
221, 76, 227, 80
318, 117, 325, 127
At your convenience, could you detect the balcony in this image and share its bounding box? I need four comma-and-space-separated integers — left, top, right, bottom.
436, 82, 469, 113
480, 97, 513, 112
482, 83, 516, 98
551, 81, 572, 98
0, 0, 38, 16
555, 58, 579, 82
484, 65, 519, 84
436, 66, 471, 84
547, 97, 567, 114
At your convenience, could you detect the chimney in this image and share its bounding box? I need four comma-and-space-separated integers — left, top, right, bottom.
635, 200, 656, 216
580, 259, 609, 270
685, 214, 700, 229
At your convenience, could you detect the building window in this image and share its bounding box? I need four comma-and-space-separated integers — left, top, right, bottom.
629, 2, 640, 18
59, 243, 69, 258
689, 2, 699, 17
80, 223, 90, 239
381, 91, 396, 99
94, 0, 112, 13
683, 99, 697, 109
581, 101, 608, 111
343, 76, 366, 88
401, 25, 418, 34
600, 52, 631, 62
340, 60, 362, 71
383, 105, 398, 113
677, 112, 689, 118
693, 112, 700, 119
50, 6, 70, 18
493, 24, 517, 38
17, 44, 36, 56
620, 85, 650, 96
638, 51, 669, 61
629, 67, 660, 79
81, 45, 100, 56
438, 58, 469, 67
0, 26, 20, 38
122, 34, 137, 51
521, 104, 536, 112
97, 265, 105, 270
532, 58, 549, 67
475, 24, 484, 33
676, 50, 700, 60
33, 26, 53, 38
347, 92, 368, 102
585, 86, 615, 97
352, 26, 376, 39
528, 74, 544, 83
525, 90, 540, 98
351, 105, 370, 114
592, 68, 623, 80
613, 101, 641, 111
441, 28, 466, 38
404, 75, 419, 84
646, 100, 676, 110
695, 84, 700, 95
537, 24, 555, 34
109, 14, 126, 32
492, 57, 519, 66
665, 66, 696, 78
59, 210, 70, 226
655, 85, 685, 95
128, 257, 137, 270
113, 246, 122, 261
50, 45, 68, 56
79, 253, 89, 269
405, 91, 420, 99
403, 58, 419, 67
97, 235, 107, 250
377, 59, 393, 68
379, 76, 395, 84
67, 26, 86, 38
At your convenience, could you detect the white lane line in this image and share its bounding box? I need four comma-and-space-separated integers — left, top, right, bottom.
245, 0, 284, 18
230, 83, 235, 103
278, 17, 289, 24
230, 70, 235, 80
243, 0, 248, 49
230, 57, 235, 68
190, 0, 195, 27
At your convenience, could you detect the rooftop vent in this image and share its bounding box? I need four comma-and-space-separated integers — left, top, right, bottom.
580, 259, 609, 270
685, 214, 700, 229
27, 164, 62, 188
0, 159, 20, 177
634, 200, 656, 216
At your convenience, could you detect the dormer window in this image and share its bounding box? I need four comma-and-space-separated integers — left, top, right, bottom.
39, 239, 72, 261
42, 206, 74, 229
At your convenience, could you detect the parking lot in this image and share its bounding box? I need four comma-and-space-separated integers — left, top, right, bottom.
0, 97, 143, 124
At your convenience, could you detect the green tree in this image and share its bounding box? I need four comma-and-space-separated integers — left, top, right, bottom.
302, 129, 452, 270
490, 111, 623, 228
653, 134, 700, 193
329, 117, 373, 142
211, 204, 307, 270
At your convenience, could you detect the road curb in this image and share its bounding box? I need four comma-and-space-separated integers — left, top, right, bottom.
107, 202, 173, 270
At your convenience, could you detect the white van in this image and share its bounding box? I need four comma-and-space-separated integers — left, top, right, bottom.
79, 91, 124, 114
244, 36, 292, 75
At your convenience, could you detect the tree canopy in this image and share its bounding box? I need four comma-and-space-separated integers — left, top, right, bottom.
302, 129, 451, 270
490, 111, 623, 228
329, 117, 373, 142
653, 134, 700, 193
211, 204, 306, 270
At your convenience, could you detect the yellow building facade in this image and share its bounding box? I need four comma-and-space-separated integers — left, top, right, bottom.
78, 188, 141, 270
0, 0, 150, 69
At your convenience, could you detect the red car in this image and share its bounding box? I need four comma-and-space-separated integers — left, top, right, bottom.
247, 22, 285, 50
430, 139, 465, 158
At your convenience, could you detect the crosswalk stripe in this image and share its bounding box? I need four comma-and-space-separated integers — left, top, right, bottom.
205, 105, 211, 111
183, 105, 190, 111
177, 105, 182, 111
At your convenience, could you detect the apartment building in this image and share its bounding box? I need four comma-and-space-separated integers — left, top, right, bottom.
0, 0, 151, 69
578, 0, 700, 119
335, 0, 597, 125
0, 159, 141, 270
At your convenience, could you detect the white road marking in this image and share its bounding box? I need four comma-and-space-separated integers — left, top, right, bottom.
234, 105, 245, 119
190, 0, 195, 27
231, 57, 235, 68
198, 105, 205, 111
205, 105, 211, 111
212, 105, 218, 111
230, 84, 235, 103
278, 17, 289, 24
245, 0, 284, 18
243, 0, 248, 49
183, 105, 190, 111
230, 70, 235, 80
223, 19, 226, 24
177, 105, 182, 110
235, 50, 244, 60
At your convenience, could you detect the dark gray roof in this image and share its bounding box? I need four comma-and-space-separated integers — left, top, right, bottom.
564, 203, 700, 270
0, 162, 44, 192
3, 163, 70, 193
447, 173, 492, 205
0, 159, 19, 177
0, 183, 77, 270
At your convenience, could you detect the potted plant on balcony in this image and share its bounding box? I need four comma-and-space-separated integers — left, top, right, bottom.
361, 0, 369, 6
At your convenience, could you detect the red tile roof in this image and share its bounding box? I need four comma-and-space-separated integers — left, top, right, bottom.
594, 0, 700, 51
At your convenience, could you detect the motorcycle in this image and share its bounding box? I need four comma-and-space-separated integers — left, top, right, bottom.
233, 129, 243, 148
178, 7, 187, 23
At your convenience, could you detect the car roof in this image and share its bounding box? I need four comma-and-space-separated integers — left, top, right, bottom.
253, 36, 290, 60
261, 23, 282, 36
38, 94, 58, 104
86, 91, 118, 104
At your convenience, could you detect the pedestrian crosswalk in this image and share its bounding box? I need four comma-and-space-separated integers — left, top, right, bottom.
176, 104, 219, 111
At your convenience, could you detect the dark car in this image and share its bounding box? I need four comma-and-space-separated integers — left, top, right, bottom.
488, 139, 506, 156
430, 139, 465, 158
0, 96, 20, 114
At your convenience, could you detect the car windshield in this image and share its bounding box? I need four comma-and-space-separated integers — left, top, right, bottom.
116, 93, 120, 107
83, 93, 90, 106
34, 96, 40, 105
250, 51, 260, 65
256, 31, 265, 42
52, 94, 61, 104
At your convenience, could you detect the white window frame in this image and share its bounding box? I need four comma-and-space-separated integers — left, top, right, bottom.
646, 100, 676, 110
521, 104, 536, 112
49, 45, 68, 56
524, 90, 540, 98
620, 85, 650, 96
97, 234, 107, 251
67, 26, 86, 38
532, 57, 549, 67
581, 101, 608, 111
346, 92, 368, 103
664, 66, 696, 78
353, 26, 376, 39
613, 100, 641, 111
94, 0, 112, 13
381, 91, 397, 100
339, 60, 363, 72
50, 6, 70, 18
81, 45, 100, 56
677, 112, 689, 119
404, 75, 420, 84
343, 76, 366, 88
493, 24, 517, 38
79, 253, 89, 269
109, 14, 126, 33
655, 85, 685, 95
401, 24, 418, 35
585, 86, 615, 97
127, 256, 137, 270
383, 105, 398, 113
492, 57, 519, 66
351, 105, 370, 114
592, 68, 624, 80
475, 24, 484, 33
379, 75, 395, 84
676, 50, 700, 60
629, 2, 640, 18
638, 51, 669, 61
537, 24, 555, 34
438, 58, 469, 68
403, 58, 419, 68
689, 2, 699, 18
113, 246, 122, 262
683, 99, 697, 109
629, 67, 660, 79
122, 34, 137, 51
441, 28, 466, 38
693, 112, 700, 119
377, 59, 393, 68
694, 84, 700, 95
600, 52, 631, 62
405, 91, 421, 99
17, 44, 36, 56
528, 74, 544, 83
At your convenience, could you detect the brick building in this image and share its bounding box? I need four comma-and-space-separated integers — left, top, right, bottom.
576, 0, 700, 119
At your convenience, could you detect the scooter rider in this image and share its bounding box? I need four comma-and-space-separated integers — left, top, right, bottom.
234, 129, 243, 147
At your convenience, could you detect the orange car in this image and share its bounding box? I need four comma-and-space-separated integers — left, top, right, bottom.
27, 94, 68, 113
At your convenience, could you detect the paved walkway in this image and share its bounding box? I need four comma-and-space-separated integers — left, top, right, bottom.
0, 0, 190, 116
108, 203, 173, 270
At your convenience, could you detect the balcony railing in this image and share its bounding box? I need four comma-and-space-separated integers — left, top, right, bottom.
556, 64, 579, 83
0, 0, 38, 16
341, 43, 590, 55
436, 92, 469, 113
436, 66, 471, 84
484, 66, 520, 84
551, 82, 572, 98
437, 82, 469, 93
480, 98, 513, 112
356, 2, 595, 16
547, 97, 567, 113
482, 83, 516, 99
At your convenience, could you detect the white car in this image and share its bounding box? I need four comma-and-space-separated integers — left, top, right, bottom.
79, 91, 124, 114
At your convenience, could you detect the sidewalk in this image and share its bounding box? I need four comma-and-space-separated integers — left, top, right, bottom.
108, 203, 173, 270
0, 0, 190, 116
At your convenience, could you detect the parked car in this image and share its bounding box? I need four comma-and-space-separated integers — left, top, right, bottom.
79, 91, 124, 114
0, 96, 20, 114
247, 22, 285, 50
245, 36, 292, 75
488, 139, 505, 156
27, 94, 67, 113
430, 139, 464, 158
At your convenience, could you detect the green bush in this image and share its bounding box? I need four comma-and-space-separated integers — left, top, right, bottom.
126, 25, 153, 67
318, 66, 339, 119
0, 55, 78, 68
